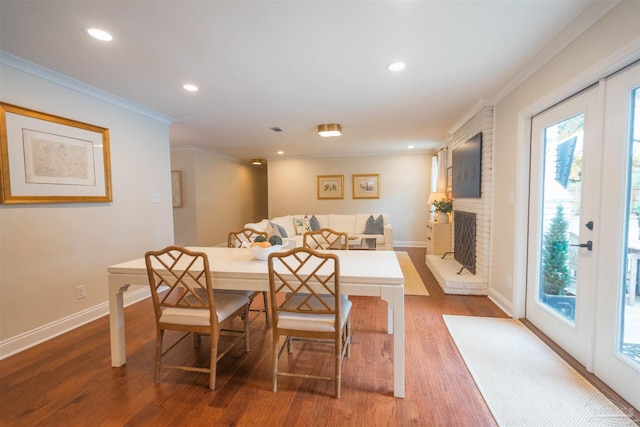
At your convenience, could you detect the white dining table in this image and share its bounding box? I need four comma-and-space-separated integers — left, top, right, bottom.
107, 246, 405, 398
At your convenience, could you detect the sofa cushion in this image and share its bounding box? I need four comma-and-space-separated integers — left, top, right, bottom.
314, 214, 329, 229
364, 214, 384, 235
271, 216, 294, 237
245, 219, 268, 232
293, 216, 313, 235
328, 214, 356, 234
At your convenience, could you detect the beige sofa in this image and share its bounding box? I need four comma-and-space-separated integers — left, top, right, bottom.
244, 213, 393, 250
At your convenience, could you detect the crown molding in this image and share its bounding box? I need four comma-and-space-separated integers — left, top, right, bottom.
491, 0, 620, 105
448, 0, 620, 136
0, 51, 174, 125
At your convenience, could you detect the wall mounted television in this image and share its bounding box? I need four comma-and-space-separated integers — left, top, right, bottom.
452, 132, 482, 198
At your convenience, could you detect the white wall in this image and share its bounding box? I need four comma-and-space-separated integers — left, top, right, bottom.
171, 147, 268, 247
490, 0, 640, 315
0, 57, 174, 356
267, 153, 432, 246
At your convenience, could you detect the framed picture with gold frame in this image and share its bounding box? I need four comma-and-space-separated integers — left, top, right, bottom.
317, 175, 344, 199
352, 174, 380, 199
0, 102, 112, 204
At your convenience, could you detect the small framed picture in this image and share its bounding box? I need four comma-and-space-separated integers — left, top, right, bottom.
317, 175, 344, 199
352, 174, 380, 199
171, 170, 183, 207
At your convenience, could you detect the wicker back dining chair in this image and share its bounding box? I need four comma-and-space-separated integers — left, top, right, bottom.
303, 228, 349, 250
145, 246, 250, 390
267, 247, 352, 398
227, 227, 267, 248
225, 228, 270, 325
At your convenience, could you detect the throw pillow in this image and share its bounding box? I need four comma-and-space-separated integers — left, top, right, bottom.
294, 216, 312, 235
309, 215, 321, 231
364, 214, 384, 235
266, 221, 288, 238
265, 221, 280, 238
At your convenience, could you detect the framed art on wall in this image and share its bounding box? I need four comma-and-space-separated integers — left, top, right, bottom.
352, 174, 380, 199
171, 170, 183, 207
317, 175, 344, 199
0, 102, 112, 204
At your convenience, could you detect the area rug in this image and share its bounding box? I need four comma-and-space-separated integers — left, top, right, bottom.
443, 315, 638, 426
396, 251, 429, 296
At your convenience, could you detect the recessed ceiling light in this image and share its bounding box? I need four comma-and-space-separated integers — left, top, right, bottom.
85, 28, 113, 42
277, 151, 284, 155
182, 84, 198, 92
386, 62, 406, 72
408, 145, 415, 149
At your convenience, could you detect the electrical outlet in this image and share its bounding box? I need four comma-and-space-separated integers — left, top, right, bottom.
76, 285, 86, 299
506, 275, 513, 289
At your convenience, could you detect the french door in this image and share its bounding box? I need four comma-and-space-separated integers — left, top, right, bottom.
526, 61, 640, 409
593, 62, 640, 410
526, 85, 600, 368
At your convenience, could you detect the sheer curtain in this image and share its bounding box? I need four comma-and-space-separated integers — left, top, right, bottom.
431, 155, 438, 193
437, 149, 448, 192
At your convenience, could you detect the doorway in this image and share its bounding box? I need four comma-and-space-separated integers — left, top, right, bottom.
526, 62, 640, 409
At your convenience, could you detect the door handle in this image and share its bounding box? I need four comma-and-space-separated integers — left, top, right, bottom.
571, 240, 593, 251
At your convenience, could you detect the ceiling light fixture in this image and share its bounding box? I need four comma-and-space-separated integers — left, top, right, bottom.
182, 84, 198, 92
317, 124, 342, 137
386, 62, 406, 71
251, 158, 263, 165
85, 27, 113, 42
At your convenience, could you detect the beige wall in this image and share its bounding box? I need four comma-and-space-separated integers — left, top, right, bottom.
267, 153, 432, 246
0, 60, 174, 352
171, 148, 268, 247
490, 0, 640, 315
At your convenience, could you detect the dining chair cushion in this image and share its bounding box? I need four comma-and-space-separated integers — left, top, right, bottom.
161, 292, 249, 326
214, 289, 257, 299
277, 295, 352, 333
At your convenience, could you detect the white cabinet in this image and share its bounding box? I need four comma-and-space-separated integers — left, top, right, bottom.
426, 221, 451, 255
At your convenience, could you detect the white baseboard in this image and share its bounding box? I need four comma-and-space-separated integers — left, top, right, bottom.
394, 240, 427, 248
488, 288, 513, 317
0, 287, 152, 360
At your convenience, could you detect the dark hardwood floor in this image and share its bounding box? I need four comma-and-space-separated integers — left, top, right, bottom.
0, 247, 508, 426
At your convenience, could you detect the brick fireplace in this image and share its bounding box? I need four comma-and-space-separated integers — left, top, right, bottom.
425, 106, 492, 295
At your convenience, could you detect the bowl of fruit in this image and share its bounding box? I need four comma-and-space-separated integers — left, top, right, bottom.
249, 235, 284, 260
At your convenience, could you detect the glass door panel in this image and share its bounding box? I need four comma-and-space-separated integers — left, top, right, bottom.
538, 114, 584, 322
622, 87, 640, 367
527, 86, 599, 368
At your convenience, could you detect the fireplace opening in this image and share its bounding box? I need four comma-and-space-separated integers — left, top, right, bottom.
453, 211, 476, 274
